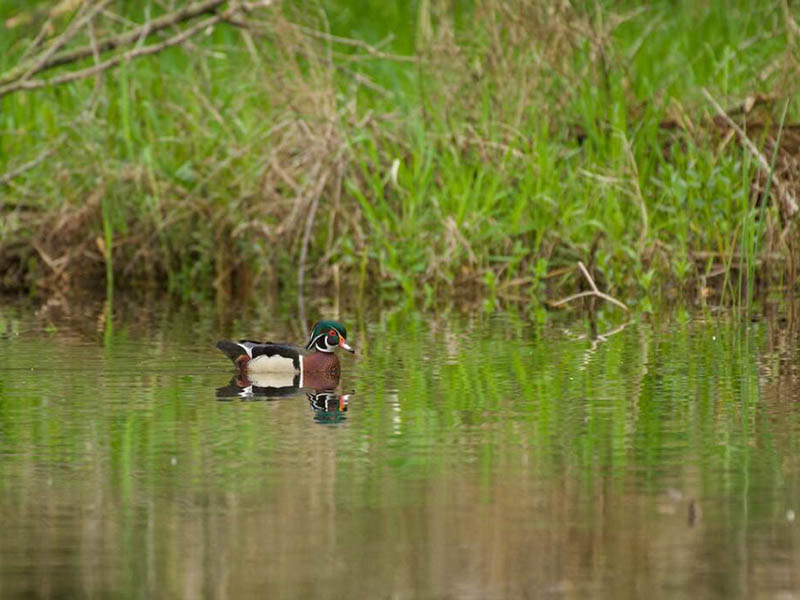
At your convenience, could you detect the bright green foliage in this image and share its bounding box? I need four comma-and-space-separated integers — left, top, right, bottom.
0, 1, 797, 306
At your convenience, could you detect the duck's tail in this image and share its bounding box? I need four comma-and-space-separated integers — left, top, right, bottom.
216, 340, 247, 363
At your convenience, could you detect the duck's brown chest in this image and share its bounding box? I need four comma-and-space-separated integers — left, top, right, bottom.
302, 351, 341, 375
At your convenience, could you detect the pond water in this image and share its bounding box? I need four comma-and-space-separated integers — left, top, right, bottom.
1, 298, 800, 598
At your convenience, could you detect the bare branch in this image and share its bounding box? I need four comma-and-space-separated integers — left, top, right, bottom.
550, 261, 629, 311
702, 88, 798, 218
0, 1, 277, 99
0, 143, 61, 187
1, 11, 224, 98
42, 0, 229, 75
0, 0, 114, 88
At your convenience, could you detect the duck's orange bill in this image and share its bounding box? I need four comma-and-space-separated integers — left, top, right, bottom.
337, 333, 355, 353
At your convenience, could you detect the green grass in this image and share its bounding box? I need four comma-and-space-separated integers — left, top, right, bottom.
0, 0, 798, 310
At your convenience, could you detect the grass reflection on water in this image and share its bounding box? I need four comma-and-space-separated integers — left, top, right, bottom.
0, 304, 799, 598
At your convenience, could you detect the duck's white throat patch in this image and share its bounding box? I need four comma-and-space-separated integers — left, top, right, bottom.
308, 334, 335, 353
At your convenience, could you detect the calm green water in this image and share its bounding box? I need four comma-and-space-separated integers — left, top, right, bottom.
1, 299, 800, 598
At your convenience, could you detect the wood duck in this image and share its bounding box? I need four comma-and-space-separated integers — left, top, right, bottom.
216, 320, 354, 380
309, 390, 350, 424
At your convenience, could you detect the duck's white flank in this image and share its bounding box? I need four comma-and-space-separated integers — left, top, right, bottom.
247, 353, 298, 374
247, 371, 297, 389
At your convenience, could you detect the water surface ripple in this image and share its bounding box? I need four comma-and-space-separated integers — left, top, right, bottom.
1, 305, 799, 598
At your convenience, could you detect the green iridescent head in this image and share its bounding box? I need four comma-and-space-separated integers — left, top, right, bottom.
306, 321, 354, 353
310, 320, 347, 340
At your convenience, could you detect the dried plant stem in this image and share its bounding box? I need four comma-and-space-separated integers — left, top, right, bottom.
1, 14, 215, 98
13, 0, 114, 86
292, 25, 418, 63
0, 0, 276, 99
38, 0, 229, 76
297, 170, 330, 329
621, 133, 648, 252
702, 88, 798, 218
550, 261, 629, 312
0, 144, 60, 187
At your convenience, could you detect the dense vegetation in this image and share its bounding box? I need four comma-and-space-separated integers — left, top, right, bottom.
1, 0, 798, 310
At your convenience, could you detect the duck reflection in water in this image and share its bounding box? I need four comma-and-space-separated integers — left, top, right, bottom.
215, 369, 350, 423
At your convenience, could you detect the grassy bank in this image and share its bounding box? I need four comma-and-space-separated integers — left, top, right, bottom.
1, 0, 798, 311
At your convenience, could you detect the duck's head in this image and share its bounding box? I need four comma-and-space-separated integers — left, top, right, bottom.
306, 320, 355, 353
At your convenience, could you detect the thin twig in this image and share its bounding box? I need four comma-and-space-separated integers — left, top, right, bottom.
781, 0, 800, 44
38, 0, 229, 75
19, 14, 56, 64
455, 134, 527, 159
297, 170, 330, 330
0, 144, 59, 187
0, 11, 222, 98
550, 261, 629, 311
1, 0, 113, 88
621, 133, 648, 252
0, 1, 277, 99
293, 24, 418, 63
297, 195, 320, 293
702, 88, 798, 218
221, 14, 401, 98
83, 18, 104, 114
31, 241, 68, 277
27, 0, 114, 76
